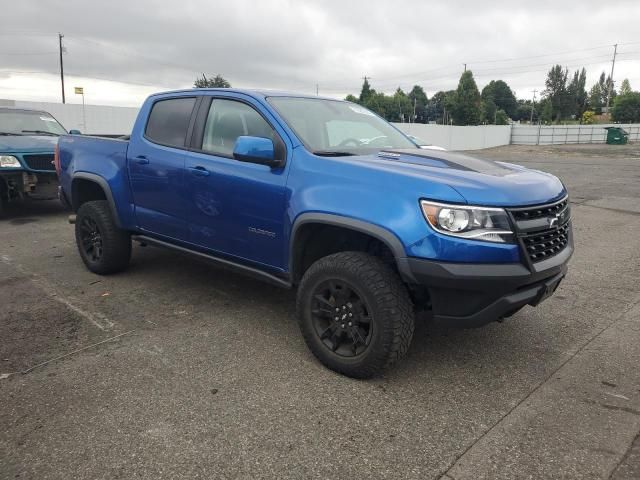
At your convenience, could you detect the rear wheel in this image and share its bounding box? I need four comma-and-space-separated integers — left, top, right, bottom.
75, 200, 131, 274
296, 251, 414, 378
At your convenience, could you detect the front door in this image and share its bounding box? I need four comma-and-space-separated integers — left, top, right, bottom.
128, 96, 197, 241
185, 97, 288, 269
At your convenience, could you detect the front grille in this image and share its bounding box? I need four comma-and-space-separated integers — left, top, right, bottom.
511, 197, 569, 221
22, 154, 55, 171
508, 196, 571, 263
521, 221, 570, 262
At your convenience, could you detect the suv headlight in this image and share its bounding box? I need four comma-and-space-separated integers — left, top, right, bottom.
0, 155, 21, 168
420, 200, 514, 243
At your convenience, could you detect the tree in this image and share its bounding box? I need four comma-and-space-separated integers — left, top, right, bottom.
612, 92, 640, 122
543, 65, 570, 122
540, 98, 553, 124
495, 109, 509, 125
451, 70, 481, 125
480, 99, 497, 124
581, 110, 595, 124
515, 99, 538, 123
385, 88, 413, 123
194, 74, 231, 88
425, 90, 453, 123
567, 68, 588, 119
408, 85, 428, 123
598, 71, 616, 107
359, 78, 374, 103
589, 83, 604, 114
481, 80, 517, 118
345, 94, 359, 103
620, 79, 632, 96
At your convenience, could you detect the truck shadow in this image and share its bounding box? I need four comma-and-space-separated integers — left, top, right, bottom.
125, 244, 553, 382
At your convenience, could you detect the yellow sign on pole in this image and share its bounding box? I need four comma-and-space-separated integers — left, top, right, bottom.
74, 87, 83, 94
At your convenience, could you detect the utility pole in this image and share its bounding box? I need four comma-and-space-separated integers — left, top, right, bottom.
315, 83, 319, 96
58, 33, 65, 104
605, 43, 618, 112
530, 89, 537, 123
463, 63, 467, 72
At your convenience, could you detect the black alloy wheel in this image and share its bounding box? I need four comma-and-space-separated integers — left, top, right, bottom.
311, 279, 373, 357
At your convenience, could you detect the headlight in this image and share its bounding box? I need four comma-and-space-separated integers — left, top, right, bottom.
420, 200, 514, 243
0, 155, 21, 168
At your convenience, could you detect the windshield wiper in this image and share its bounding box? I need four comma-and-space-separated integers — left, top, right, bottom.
21, 130, 60, 136
313, 150, 357, 157
0, 131, 23, 136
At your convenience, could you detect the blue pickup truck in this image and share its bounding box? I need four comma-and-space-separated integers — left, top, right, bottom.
0, 107, 71, 215
57, 89, 572, 378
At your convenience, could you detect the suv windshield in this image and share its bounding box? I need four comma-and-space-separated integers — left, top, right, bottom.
0, 109, 67, 136
267, 97, 416, 155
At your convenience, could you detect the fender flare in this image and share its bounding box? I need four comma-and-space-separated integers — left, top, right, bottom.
289, 212, 416, 284
71, 172, 122, 227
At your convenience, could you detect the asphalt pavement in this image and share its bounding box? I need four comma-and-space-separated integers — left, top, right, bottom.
1, 144, 639, 479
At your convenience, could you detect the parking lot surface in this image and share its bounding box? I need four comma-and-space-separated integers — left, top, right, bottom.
1, 144, 640, 479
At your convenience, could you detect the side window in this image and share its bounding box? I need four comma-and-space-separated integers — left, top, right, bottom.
145, 97, 196, 148
202, 99, 276, 156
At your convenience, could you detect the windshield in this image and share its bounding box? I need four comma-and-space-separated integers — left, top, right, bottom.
0, 109, 67, 136
267, 97, 416, 155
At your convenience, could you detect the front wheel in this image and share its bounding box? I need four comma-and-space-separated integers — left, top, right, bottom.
296, 251, 414, 378
75, 200, 131, 274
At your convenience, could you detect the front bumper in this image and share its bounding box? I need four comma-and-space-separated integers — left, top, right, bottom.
405, 237, 573, 327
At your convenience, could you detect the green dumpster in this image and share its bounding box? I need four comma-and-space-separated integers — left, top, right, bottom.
604, 127, 629, 145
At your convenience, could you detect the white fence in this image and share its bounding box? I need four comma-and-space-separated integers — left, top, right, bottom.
393, 123, 512, 150
511, 124, 640, 145
0, 99, 139, 135
2, 98, 639, 148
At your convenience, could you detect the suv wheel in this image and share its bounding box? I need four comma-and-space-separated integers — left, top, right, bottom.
75, 200, 131, 274
296, 251, 414, 378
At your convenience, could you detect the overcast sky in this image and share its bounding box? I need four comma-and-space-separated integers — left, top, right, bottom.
2, 0, 640, 107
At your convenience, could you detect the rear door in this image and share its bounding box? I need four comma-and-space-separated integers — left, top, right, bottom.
127, 96, 198, 240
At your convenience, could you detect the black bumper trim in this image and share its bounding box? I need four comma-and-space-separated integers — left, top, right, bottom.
404, 242, 573, 327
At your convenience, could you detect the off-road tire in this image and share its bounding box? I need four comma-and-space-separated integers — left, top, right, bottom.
75, 200, 131, 274
296, 251, 414, 378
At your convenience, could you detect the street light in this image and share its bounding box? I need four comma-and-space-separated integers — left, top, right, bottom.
74, 86, 86, 132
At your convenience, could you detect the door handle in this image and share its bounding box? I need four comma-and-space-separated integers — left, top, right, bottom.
135, 155, 149, 165
189, 166, 210, 177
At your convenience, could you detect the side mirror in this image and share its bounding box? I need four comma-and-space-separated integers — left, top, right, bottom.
69, 129, 82, 135
233, 136, 282, 167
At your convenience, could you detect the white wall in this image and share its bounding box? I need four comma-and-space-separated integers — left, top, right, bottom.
511, 124, 640, 145
0, 99, 139, 135
393, 123, 512, 150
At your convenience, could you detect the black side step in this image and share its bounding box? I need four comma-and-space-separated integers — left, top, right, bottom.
131, 235, 291, 289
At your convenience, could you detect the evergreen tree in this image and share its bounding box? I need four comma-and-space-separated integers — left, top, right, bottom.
543, 65, 570, 122
567, 68, 588, 119
408, 85, 428, 123
359, 78, 374, 103
451, 71, 481, 125
589, 83, 604, 114
620, 79, 632, 96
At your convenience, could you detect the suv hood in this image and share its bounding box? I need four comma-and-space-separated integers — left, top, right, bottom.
0, 135, 58, 153
348, 149, 565, 207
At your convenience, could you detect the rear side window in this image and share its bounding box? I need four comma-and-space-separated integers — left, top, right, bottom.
145, 97, 196, 147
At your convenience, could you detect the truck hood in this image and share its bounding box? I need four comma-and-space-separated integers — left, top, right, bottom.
0, 135, 58, 153
347, 149, 565, 207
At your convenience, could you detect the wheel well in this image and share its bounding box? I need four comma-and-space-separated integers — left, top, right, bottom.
71, 178, 107, 211
291, 223, 397, 284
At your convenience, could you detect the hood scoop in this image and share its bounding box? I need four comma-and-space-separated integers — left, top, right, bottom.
378, 149, 513, 176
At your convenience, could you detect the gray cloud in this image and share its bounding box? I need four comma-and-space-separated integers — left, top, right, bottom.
2, 0, 640, 104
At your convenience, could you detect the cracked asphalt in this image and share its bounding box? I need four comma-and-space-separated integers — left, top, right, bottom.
1, 144, 639, 479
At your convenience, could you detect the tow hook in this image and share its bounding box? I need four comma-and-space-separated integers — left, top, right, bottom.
68, 214, 76, 224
